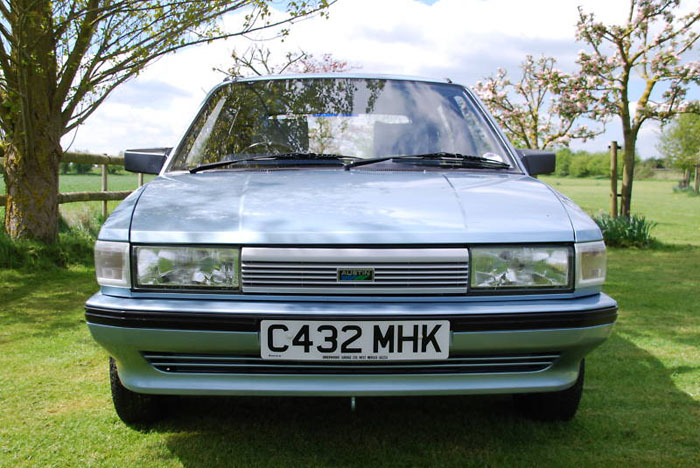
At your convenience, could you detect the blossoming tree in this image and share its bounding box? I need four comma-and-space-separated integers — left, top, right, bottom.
473, 55, 600, 150
575, 0, 699, 216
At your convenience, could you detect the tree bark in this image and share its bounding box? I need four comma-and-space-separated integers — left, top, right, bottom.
619, 130, 637, 217
610, 141, 619, 218
681, 169, 690, 188
2, 0, 61, 242
3, 133, 62, 242
694, 165, 699, 194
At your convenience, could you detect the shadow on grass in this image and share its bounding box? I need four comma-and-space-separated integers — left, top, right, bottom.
155, 333, 699, 468
0, 268, 95, 343
606, 246, 700, 350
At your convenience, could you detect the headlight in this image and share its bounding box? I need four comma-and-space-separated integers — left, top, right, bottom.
135, 246, 240, 289
575, 241, 606, 288
95, 241, 131, 288
470, 246, 572, 290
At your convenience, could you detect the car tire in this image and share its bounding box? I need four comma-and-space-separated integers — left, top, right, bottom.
110, 357, 166, 425
513, 360, 585, 422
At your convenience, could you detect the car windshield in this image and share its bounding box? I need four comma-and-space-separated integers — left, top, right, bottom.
167, 77, 514, 171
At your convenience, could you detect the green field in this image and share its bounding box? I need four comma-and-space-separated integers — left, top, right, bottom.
1, 175, 699, 467
541, 176, 700, 246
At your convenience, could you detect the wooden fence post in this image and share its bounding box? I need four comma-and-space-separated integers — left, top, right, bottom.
101, 164, 108, 218
138, 173, 144, 188
609, 141, 620, 218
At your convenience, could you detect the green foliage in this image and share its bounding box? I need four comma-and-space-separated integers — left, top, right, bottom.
0, 231, 92, 269
593, 213, 656, 248
658, 112, 700, 173
73, 162, 94, 174
672, 185, 699, 197
555, 149, 616, 177
644, 157, 667, 169
0, 213, 100, 269
634, 161, 656, 179
553, 149, 661, 179
554, 148, 573, 176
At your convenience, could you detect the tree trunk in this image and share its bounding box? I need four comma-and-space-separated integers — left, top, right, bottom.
609, 141, 619, 218
619, 131, 637, 217
3, 129, 62, 242
2, 0, 61, 242
694, 165, 699, 194
681, 169, 690, 188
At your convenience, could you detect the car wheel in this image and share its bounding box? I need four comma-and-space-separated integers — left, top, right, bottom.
514, 360, 585, 422
110, 357, 166, 425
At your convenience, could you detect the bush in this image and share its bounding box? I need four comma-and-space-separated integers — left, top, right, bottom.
587, 152, 610, 177
73, 162, 94, 174
0, 213, 99, 269
569, 155, 591, 177
634, 164, 656, 179
0, 232, 93, 269
555, 149, 573, 176
556, 149, 613, 178
672, 185, 699, 197
593, 213, 657, 248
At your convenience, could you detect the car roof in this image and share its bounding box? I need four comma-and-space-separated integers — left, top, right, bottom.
227, 72, 456, 86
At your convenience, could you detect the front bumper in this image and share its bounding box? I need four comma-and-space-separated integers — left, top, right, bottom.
85, 292, 617, 396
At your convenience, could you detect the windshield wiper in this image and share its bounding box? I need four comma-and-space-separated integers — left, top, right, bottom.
189, 153, 360, 173
343, 152, 511, 171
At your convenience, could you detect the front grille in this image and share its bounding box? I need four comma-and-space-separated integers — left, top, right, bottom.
142, 352, 559, 375
241, 248, 469, 294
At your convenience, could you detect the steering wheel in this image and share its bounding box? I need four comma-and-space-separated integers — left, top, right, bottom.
239, 141, 294, 154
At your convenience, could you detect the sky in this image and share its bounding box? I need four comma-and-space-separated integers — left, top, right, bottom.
64, 0, 700, 158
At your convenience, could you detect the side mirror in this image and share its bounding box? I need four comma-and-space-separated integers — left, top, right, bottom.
124, 147, 171, 174
515, 149, 556, 176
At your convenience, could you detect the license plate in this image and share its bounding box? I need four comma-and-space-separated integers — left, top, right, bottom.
260, 320, 449, 361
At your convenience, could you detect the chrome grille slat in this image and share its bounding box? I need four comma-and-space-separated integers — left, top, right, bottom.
242, 274, 468, 280
241, 248, 469, 295
241, 263, 469, 269
242, 279, 468, 285
142, 352, 560, 375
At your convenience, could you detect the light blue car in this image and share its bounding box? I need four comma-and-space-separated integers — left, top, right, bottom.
86, 74, 617, 424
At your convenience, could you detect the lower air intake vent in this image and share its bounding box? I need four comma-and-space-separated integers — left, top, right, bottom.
142, 352, 560, 375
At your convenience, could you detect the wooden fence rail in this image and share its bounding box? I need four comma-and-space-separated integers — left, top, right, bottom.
0, 152, 143, 216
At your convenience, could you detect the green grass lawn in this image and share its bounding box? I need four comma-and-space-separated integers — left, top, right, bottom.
541, 176, 700, 246
1, 175, 699, 467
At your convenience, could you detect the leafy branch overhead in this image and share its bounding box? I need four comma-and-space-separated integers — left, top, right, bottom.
0, 0, 334, 135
